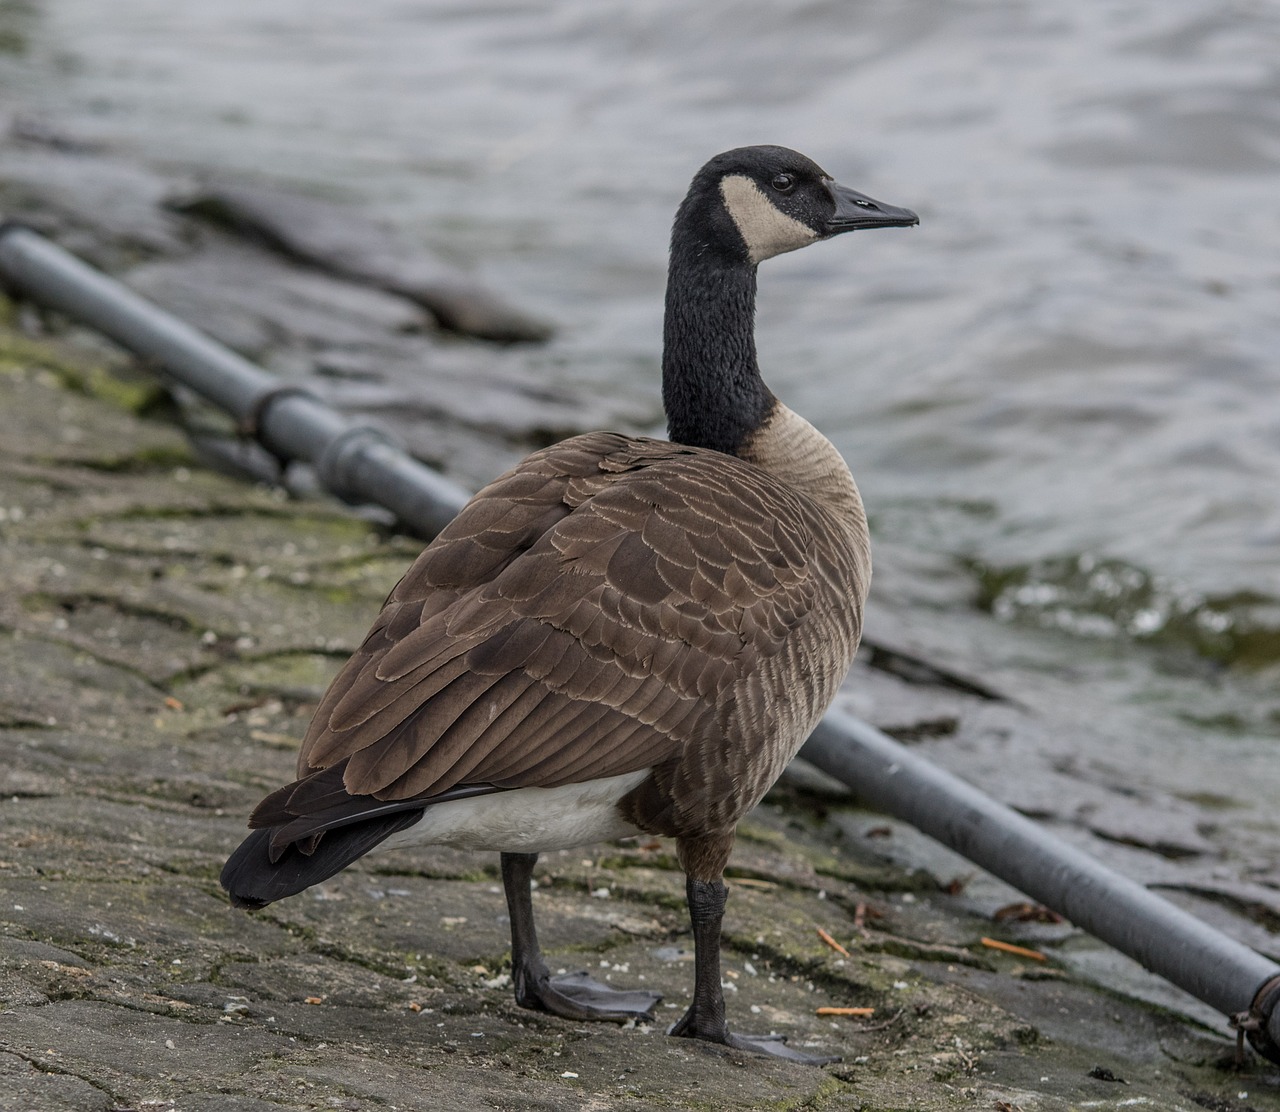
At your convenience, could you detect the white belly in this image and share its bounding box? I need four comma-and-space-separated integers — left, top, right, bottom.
378, 769, 650, 854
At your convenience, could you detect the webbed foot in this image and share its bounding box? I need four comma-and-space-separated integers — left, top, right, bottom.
722, 1029, 839, 1065
518, 969, 661, 1023
669, 1002, 838, 1065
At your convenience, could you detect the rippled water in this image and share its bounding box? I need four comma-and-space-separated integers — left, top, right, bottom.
2, 2, 1278, 821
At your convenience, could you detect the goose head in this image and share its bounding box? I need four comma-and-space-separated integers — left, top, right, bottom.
663, 146, 917, 456
673, 145, 918, 267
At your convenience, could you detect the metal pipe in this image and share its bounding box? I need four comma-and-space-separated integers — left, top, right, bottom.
799, 710, 1280, 1061
0, 221, 470, 537
2, 221, 1277, 1062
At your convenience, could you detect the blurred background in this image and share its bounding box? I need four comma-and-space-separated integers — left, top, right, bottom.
1, 0, 1278, 980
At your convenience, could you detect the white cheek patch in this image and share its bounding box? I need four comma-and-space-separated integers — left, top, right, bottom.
720, 174, 819, 264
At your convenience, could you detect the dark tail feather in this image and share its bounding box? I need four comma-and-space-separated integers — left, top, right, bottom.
220, 809, 424, 909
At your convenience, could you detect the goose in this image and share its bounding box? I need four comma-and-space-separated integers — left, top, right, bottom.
221, 145, 917, 1063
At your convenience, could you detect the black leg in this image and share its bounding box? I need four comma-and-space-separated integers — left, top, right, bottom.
500, 851, 661, 1023
668, 876, 732, 1041
669, 875, 837, 1065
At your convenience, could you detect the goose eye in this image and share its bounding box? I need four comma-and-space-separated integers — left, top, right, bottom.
770, 173, 795, 193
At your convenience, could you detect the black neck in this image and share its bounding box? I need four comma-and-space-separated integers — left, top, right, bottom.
662, 238, 774, 456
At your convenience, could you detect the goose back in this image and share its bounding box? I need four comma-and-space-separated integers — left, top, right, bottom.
249, 428, 870, 849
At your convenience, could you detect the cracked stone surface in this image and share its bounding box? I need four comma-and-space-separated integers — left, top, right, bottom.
2, 317, 1279, 1110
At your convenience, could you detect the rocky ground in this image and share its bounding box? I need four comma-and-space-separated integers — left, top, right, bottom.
2, 116, 1280, 1111
2, 309, 1279, 1112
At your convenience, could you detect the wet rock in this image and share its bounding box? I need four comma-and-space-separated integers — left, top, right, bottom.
1, 130, 651, 497
860, 637, 1008, 702
118, 237, 641, 471
312, 345, 650, 447
0, 119, 190, 263
836, 645, 995, 750
124, 237, 427, 357
1082, 796, 1217, 859
0, 1051, 111, 1112
1167, 881, 1280, 933
172, 184, 555, 343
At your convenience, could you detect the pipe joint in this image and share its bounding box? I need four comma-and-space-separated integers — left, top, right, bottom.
0, 218, 35, 243
238, 383, 323, 442
0, 220, 37, 293
315, 423, 405, 504
1235, 972, 1280, 1067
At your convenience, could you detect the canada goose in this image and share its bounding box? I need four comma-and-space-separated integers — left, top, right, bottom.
221, 145, 917, 1063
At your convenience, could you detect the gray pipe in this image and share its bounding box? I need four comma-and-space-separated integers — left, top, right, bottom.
800, 710, 1280, 1060
2, 221, 1277, 1064
0, 222, 470, 537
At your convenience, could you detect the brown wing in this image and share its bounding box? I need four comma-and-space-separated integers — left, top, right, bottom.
251, 431, 841, 832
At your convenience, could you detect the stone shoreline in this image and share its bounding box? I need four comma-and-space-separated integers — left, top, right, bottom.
1, 310, 1277, 1110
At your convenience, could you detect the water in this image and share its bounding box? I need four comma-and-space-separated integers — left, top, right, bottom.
3, 2, 1279, 880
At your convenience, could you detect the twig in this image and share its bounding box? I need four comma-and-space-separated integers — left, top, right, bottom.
980, 937, 1047, 962
817, 927, 850, 957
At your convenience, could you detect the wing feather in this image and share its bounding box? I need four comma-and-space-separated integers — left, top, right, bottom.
254, 432, 862, 854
